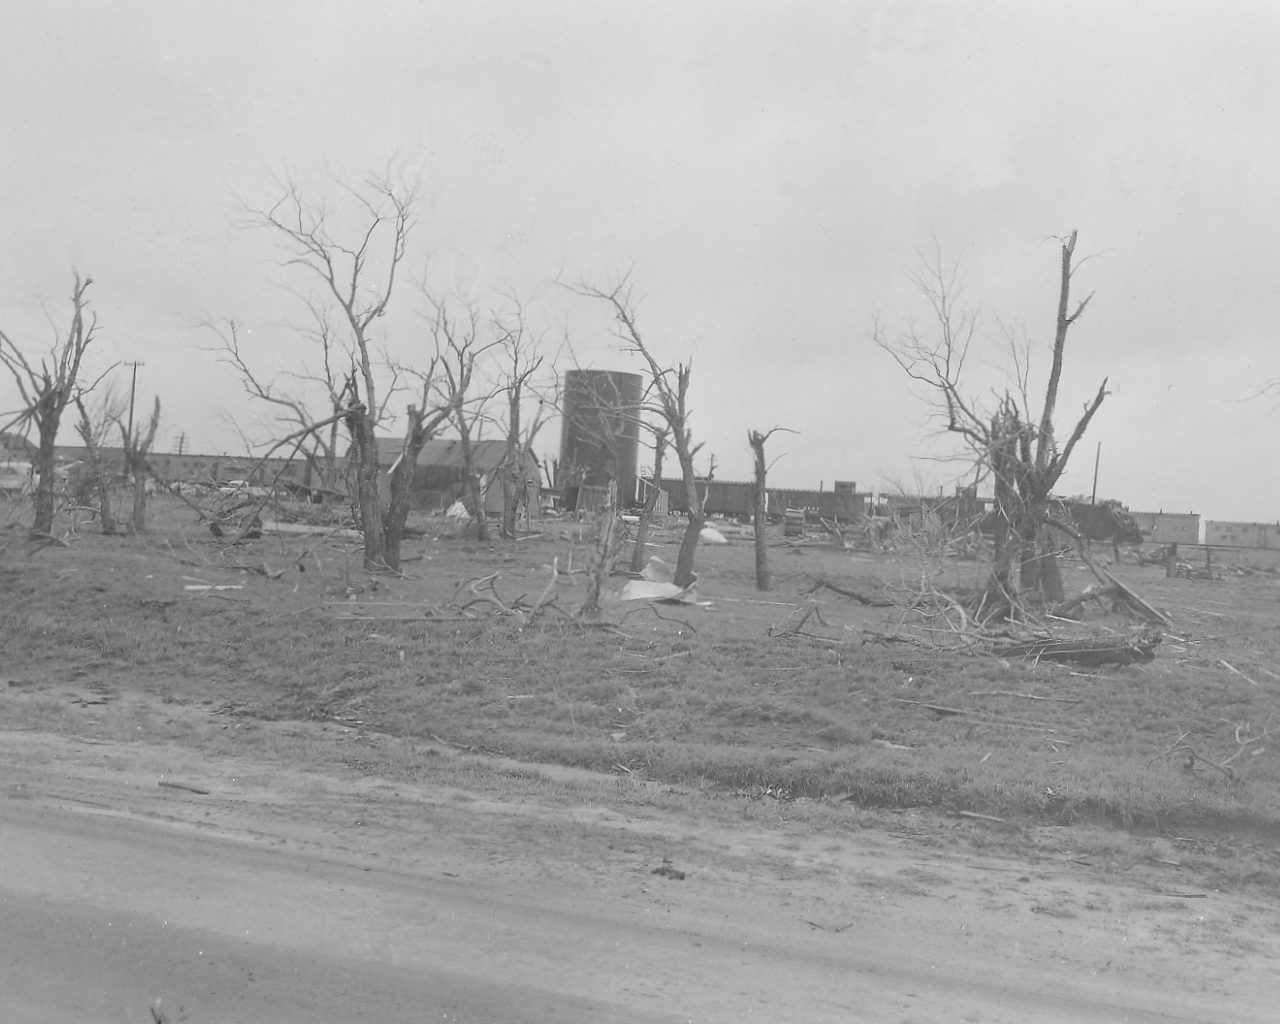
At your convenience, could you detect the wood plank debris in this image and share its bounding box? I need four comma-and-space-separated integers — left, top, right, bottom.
158, 780, 210, 795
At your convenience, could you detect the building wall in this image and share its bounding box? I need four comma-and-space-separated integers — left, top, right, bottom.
1130, 511, 1202, 545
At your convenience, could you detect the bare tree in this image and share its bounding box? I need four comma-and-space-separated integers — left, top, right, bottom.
573, 279, 704, 588
578, 480, 622, 619
383, 370, 451, 571
876, 231, 1107, 614
203, 315, 352, 500
424, 298, 498, 540
0, 273, 103, 538
491, 300, 551, 539
747, 427, 797, 590
241, 167, 416, 568
117, 396, 161, 533
73, 383, 126, 534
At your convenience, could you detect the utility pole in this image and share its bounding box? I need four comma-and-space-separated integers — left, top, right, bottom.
125, 361, 145, 447
173, 432, 187, 455
1089, 442, 1101, 506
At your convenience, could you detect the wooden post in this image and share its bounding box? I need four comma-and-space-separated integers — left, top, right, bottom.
1166, 541, 1177, 578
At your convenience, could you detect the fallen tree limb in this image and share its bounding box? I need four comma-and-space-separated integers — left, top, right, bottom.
802, 576, 893, 606
1219, 660, 1261, 687
862, 629, 932, 648
891, 698, 1058, 732
1052, 581, 1119, 617
1048, 517, 1172, 626
1148, 730, 1237, 781
158, 780, 210, 795
995, 631, 1161, 666
967, 690, 1082, 704
1101, 568, 1173, 626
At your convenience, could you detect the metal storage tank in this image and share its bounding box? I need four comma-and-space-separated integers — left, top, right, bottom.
559, 370, 643, 509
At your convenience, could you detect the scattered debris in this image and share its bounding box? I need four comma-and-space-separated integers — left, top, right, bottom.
803, 919, 855, 933
862, 629, 932, 648
767, 597, 844, 644
448, 562, 565, 623
1148, 729, 1244, 782
1219, 660, 1261, 687
158, 780, 211, 795
954, 810, 1007, 823
261, 519, 363, 539
893, 698, 1059, 732
619, 555, 701, 604
783, 508, 805, 538
1054, 569, 1171, 626
618, 579, 700, 604
967, 691, 1082, 704
871, 738, 916, 751
651, 858, 686, 881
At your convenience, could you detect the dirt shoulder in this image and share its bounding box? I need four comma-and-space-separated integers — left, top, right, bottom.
3, 680, 1278, 1023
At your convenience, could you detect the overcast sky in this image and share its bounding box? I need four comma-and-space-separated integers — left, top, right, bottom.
2, 1, 1277, 520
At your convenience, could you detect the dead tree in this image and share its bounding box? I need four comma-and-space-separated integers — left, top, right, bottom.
117, 396, 161, 533
383, 373, 450, 571
492, 300, 550, 538
425, 299, 497, 540
877, 231, 1107, 613
747, 427, 797, 590
574, 279, 704, 588
0, 273, 102, 538
241, 166, 415, 569
629, 426, 667, 573
578, 481, 622, 619
203, 315, 352, 501
73, 385, 126, 534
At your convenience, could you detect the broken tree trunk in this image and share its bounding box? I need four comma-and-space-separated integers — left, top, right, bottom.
629, 430, 666, 574
748, 429, 770, 590
579, 482, 621, 619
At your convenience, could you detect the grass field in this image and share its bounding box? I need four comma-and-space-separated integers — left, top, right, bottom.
4, 495, 1280, 887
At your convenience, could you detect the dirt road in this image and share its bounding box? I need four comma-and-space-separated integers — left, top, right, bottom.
2, 694, 1277, 1023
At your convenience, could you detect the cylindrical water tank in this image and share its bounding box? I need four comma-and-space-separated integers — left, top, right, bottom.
559, 370, 643, 506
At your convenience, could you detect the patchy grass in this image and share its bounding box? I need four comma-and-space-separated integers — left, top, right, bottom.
3, 496, 1280, 847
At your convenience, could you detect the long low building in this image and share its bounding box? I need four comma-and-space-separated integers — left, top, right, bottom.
1204, 520, 1280, 548
1129, 510, 1202, 545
